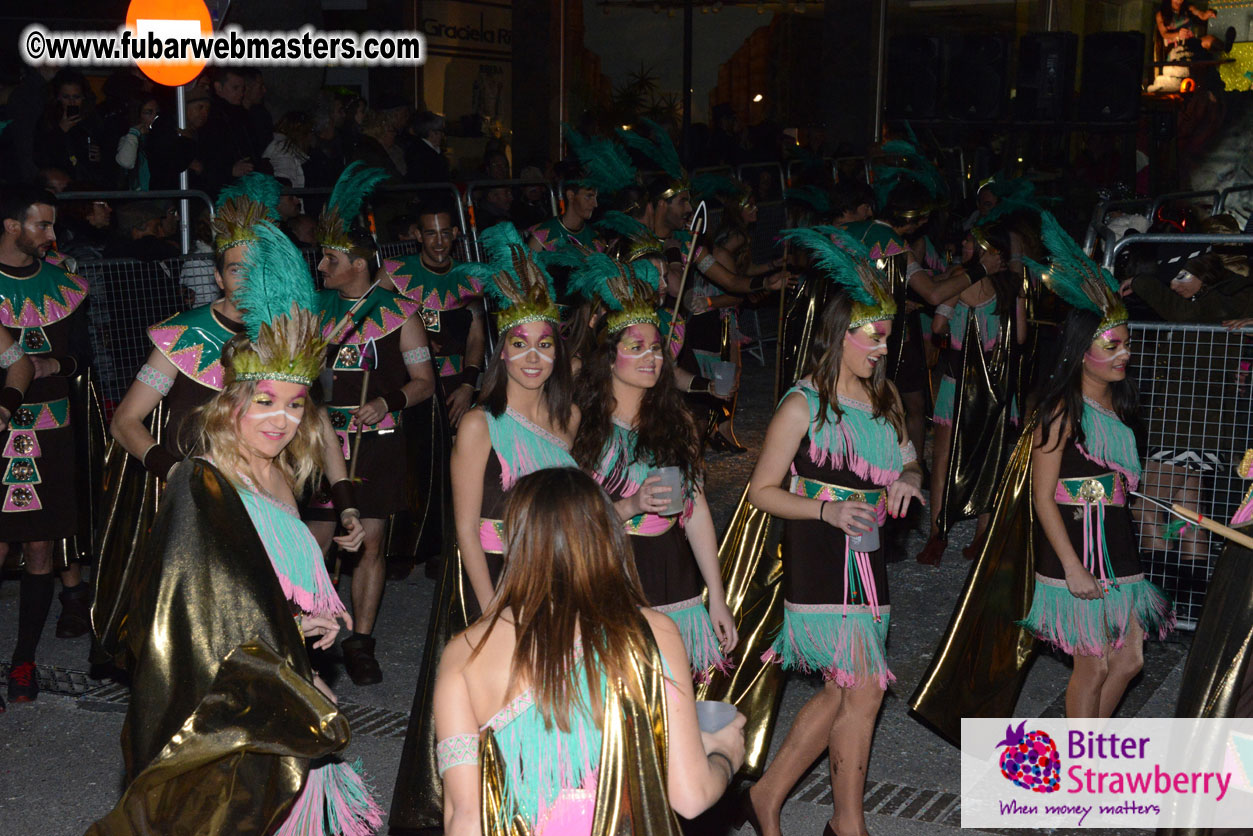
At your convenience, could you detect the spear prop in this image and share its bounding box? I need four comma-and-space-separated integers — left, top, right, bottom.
1131, 491, 1253, 551
666, 200, 709, 347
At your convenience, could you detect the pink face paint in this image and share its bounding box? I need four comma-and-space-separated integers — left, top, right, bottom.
1087, 329, 1131, 364
616, 325, 662, 364
844, 321, 890, 354
503, 323, 556, 365
243, 382, 307, 424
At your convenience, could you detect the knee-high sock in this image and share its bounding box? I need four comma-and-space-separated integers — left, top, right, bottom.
12, 572, 55, 664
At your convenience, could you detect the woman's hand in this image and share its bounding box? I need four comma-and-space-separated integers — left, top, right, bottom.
333, 512, 365, 552
684, 290, 712, 316
887, 476, 925, 519
628, 474, 673, 517
301, 611, 353, 651
312, 672, 337, 704
823, 499, 878, 537
1064, 563, 1104, 600
59, 112, 82, 133
1224, 318, 1253, 330
708, 598, 739, 654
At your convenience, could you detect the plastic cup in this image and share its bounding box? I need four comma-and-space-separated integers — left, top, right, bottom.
710, 361, 737, 397
652, 466, 686, 517
695, 700, 738, 733
847, 520, 880, 553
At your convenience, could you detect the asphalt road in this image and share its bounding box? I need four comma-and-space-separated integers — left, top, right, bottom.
0, 322, 1183, 836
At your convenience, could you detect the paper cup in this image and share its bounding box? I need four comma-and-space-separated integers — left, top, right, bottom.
653, 466, 686, 517
710, 361, 736, 397
695, 700, 738, 733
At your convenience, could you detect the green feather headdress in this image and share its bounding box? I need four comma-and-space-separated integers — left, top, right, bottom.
562, 125, 637, 196
230, 221, 326, 387
1025, 211, 1128, 334
691, 173, 750, 209
213, 172, 285, 253
783, 226, 896, 329
565, 247, 660, 335
616, 118, 688, 199
875, 139, 947, 211
216, 172, 282, 216
317, 161, 389, 255
478, 222, 561, 333
785, 185, 832, 214
979, 177, 1051, 226
595, 211, 664, 263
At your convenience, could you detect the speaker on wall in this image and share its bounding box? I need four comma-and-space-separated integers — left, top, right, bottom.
1015, 31, 1077, 122
1078, 31, 1145, 123
886, 34, 943, 120
945, 34, 1009, 120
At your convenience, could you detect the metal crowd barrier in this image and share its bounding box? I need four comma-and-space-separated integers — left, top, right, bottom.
1215, 183, 1253, 215
464, 178, 560, 260
1127, 321, 1253, 629
1148, 188, 1220, 224
833, 156, 871, 184
1105, 231, 1253, 271
1083, 197, 1152, 257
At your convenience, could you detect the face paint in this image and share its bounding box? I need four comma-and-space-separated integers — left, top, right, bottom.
503, 323, 557, 365
1086, 330, 1131, 364
845, 321, 890, 353
506, 346, 555, 364
617, 347, 662, 360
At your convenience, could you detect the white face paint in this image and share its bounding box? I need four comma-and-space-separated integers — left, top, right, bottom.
505, 346, 555, 365
244, 407, 304, 424
617, 347, 662, 360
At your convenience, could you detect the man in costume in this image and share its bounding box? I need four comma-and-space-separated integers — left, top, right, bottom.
308, 162, 435, 686
97, 174, 365, 662
0, 186, 92, 703
379, 201, 485, 572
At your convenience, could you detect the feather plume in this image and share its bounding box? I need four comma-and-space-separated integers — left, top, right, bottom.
215, 172, 282, 218
616, 119, 683, 180
691, 173, 743, 203
784, 185, 832, 214
562, 125, 637, 195
213, 195, 276, 251
1025, 211, 1120, 315
327, 161, 390, 226
782, 226, 882, 306
237, 221, 318, 341
478, 224, 559, 313
595, 210, 650, 239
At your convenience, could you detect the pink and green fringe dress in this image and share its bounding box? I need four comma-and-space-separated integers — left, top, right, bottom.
1018, 398, 1176, 656
235, 474, 384, 836
591, 417, 731, 682
934, 296, 1002, 426
761, 382, 916, 690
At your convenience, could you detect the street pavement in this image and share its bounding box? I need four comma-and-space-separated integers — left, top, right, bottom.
0, 322, 1183, 835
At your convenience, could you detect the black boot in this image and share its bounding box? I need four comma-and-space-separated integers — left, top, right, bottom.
56, 582, 92, 639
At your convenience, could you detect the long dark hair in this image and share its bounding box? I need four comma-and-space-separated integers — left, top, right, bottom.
474, 468, 650, 730
803, 291, 906, 439
708, 195, 753, 275
1035, 308, 1141, 453
479, 321, 574, 432
572, 325, 703, 488
977, 221, 1018, 324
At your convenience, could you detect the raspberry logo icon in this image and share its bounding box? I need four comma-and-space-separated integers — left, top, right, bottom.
996, 721, 1061, 793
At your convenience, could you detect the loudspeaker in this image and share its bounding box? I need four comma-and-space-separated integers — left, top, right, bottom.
945, 34, 1009, 120
886, 34, 943, 119
1015, 31, 1077, 122
1078, 31, 1145, 123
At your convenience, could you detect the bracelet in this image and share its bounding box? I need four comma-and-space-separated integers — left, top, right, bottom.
340, 507, 361, 526
687, 375, 711, 394
747, 275, 767, 294
329, 478, 358, 514
0, 386, 23, 416
142, 443, 181, 480
819, 500, 829, 523
707, 751, 735, 783
382, 389, 408, 413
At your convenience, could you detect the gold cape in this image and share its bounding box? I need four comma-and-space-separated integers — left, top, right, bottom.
774, 269, 831, 403
1160, 532, 1253, 836
480, 616, 684, 836
910, 418, 1040, 745
695, 484, 786, 777
92, 401, 168, 666
87, 459, 349, 835
937, 301, 1021, 536
390, 542, 477, 830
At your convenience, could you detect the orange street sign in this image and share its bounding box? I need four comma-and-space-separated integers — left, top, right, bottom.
126, 0, 212, 87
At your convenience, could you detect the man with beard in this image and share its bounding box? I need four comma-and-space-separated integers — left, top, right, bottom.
308, 164, 435, 685
380, 203, 486, 574
0, 187, 91, 703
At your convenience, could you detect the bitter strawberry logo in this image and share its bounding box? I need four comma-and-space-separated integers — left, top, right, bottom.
996, 721, 1061, 793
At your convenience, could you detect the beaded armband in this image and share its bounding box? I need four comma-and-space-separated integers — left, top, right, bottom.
0, 341, 23, 369
697, 253, 717, 274
436, 733, 479, 777
137, 363, 175, 396
403, 346, 431, 365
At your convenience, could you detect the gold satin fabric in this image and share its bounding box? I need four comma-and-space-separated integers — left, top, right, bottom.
87, 459, 349, 835
774, 272, 830, 403
882, 254, 911, 380
938, 302, 1021, 536
391, 543, 478, 830
910, 419, 1040, 745
696, 485, 786, 777
480, 621, 684, 836
92, 401, 168, 665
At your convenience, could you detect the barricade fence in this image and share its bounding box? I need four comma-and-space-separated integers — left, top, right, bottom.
1127, 322, 1253, 629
